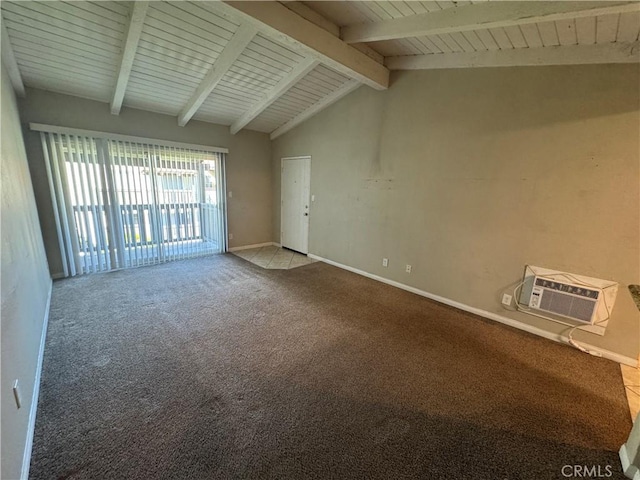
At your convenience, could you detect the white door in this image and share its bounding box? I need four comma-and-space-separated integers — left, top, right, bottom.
281, 156, 311, 254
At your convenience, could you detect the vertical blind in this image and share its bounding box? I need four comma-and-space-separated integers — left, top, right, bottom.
38, 128, 227, 277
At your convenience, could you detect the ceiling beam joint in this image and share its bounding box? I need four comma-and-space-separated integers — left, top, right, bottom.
216, 1, 389, 90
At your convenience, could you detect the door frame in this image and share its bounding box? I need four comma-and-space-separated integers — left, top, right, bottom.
280, 156, 311, 254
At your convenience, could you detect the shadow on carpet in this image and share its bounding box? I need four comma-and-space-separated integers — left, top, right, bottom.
29, 254, 631, 479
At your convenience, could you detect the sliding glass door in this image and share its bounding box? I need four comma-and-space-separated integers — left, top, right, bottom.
39, 130, 226, 277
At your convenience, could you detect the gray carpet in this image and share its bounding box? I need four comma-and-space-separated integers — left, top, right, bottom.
30, 254, 631, 479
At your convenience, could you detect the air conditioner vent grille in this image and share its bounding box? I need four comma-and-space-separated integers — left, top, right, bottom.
538, 290, 596, 322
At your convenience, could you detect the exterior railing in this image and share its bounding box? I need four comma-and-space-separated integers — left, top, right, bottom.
72, 202, 219, 251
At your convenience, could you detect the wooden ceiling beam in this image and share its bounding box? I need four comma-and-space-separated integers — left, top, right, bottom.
216, 1, 389, 90
342, 1, 640, 44
177, 23, 257, 127
386, 41, 640, 70
231, 57, 319, 135
111, 1, 149, 115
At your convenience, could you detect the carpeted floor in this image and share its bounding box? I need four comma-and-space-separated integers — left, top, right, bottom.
30, 254, 631, 479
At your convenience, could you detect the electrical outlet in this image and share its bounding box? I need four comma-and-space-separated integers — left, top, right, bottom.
228, 191, 233, 198
13, 380, 21, 409
502, 293, 513, 306
382, 258, 388, 267
311, 194, 315, 202
405, 264, 412, 273
228, 233, 233, 240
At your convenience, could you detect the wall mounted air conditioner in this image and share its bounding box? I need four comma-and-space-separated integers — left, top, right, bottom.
517, 265, 618, 336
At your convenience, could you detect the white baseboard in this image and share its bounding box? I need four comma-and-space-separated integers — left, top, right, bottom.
21, 279, 53, 480
620, 444, 640, 480
308, 254, 638, 368
228, 242, 278, 252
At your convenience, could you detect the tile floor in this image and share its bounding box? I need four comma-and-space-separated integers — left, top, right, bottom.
621, 363, 640, 422
232, 245, 318, 270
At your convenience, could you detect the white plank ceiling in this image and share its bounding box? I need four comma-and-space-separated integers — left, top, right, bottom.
305, 1, 640, 55
2, 1, 638, 139
246, 64, 352, 133
193, 33, 306, 127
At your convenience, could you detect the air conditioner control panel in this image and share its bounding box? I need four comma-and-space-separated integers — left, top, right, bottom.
529, 288, 542, 308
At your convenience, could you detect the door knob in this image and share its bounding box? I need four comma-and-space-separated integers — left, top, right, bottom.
304, 213, 308, 216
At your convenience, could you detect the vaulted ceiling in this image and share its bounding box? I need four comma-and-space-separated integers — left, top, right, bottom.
2, 1, 638, 139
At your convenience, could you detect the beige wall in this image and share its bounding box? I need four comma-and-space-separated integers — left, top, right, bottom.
1, 65, 52, 480
272, 64, 640, 360
18, 88, 273, 276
